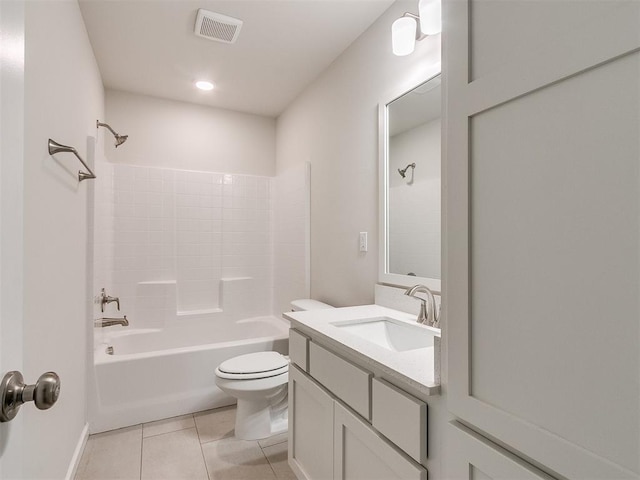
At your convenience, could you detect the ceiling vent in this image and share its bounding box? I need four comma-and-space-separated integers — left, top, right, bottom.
194, 9, 243, 44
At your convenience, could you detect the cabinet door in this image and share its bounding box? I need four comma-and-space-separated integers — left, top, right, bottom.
445, 0, 640, 478
447, 422, 552, 480
334, 402, 426, 480
289, 364, 334, 480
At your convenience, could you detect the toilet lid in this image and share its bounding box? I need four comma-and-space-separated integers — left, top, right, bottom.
218, 352, 288, 375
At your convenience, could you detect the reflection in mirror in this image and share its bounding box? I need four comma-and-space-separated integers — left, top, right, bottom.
380, 74, 441, 288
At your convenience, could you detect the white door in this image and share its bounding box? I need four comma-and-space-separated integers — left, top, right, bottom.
0, 1, 26, 478
333, 402, 426, 480
445, 1, 640, 479
288, 364, 335, 480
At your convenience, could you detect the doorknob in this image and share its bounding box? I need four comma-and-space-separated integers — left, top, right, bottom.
0, 371, 60, 422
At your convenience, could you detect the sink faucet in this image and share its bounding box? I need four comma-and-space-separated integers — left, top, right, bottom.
95, 316, 129, 328
99, 288, 120, 312
404, 285, 440, 328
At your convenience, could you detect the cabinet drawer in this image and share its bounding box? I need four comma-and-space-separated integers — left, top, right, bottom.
447, 422, 553, 480
372, 378, 427, 464
309, 342, 372, 420
289, 329, 309, 372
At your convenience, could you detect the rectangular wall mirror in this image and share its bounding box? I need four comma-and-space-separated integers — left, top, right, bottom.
379, 73, 441, 291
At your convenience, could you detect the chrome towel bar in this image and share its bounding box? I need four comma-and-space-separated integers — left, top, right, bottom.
47, 138, 96, 182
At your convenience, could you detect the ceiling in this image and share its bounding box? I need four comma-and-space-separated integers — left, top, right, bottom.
79, 0, 395, 118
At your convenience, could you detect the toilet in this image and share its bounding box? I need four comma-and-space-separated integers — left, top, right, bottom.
214, 299, 334, 440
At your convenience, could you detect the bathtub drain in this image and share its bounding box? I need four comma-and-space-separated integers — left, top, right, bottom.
106, 346, 114, 355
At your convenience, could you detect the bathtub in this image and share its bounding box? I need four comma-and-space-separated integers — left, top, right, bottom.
90, 315, 289, 433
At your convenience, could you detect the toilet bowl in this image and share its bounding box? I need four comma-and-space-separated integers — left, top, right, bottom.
215, 299, 334, 440
215, 351, 289, 440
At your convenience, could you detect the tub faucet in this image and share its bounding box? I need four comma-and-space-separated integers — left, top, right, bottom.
404, 285, 440, 328
99, 288, 120, 312
95, 316, 129, 328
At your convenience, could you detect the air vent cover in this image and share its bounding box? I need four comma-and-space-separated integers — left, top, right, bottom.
194, 9, 243, 44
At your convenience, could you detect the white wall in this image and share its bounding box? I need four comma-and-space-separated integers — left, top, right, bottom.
276, 0, 440, 307
273, 163, 310, 315
389, 119, 441, 278
105, 89, 276, 176
22, 0, 104, 477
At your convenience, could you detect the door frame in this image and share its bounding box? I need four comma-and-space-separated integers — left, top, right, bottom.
0, 1, 26, 477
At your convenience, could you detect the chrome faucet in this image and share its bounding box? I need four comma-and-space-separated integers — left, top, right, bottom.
404, 285, 440, 328
95, 316, 129, 328
99, 288, 120, 312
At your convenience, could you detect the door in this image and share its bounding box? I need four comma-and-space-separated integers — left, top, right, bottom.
0, 0, 26, 477
445, 1, 640, 479
289, 364, 335, 480
333, 402, 426, 480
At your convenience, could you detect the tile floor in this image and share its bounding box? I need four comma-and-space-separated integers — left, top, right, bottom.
75, 406, 295, 480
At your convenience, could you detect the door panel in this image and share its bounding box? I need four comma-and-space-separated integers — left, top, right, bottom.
445, 0, 640, 478
447, 422, 552, 480
334, 402, 426, 480
289, 364, 335, 480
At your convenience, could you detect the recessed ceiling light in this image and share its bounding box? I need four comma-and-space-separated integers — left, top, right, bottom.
195, 80, 214, 91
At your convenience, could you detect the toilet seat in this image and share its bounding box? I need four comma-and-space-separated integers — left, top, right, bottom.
216, 351, 289, 380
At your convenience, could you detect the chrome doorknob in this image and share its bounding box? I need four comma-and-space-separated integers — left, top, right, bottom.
0, 371, 60, 422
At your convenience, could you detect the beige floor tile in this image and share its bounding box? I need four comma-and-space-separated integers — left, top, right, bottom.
194, 405, 236, 444
202, 436, 277, 480
258, 432, 288, 449
141, 428, 208, 480
143, 414, 195, 438
75, 425, 142, 480
262, 442, 297, 480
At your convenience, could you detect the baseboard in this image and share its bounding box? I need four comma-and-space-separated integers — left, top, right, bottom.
65, 422, 89, 480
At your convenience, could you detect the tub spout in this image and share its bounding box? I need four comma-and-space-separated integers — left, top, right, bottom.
95, 316, 129, 328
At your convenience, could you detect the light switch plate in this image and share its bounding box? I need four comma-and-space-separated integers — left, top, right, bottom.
359, 232, 368, 252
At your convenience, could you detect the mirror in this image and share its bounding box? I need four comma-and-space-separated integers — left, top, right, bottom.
379, 73, 441, 291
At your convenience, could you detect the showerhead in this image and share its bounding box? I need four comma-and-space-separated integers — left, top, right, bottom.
97, 120, 128, 148
398, 163, 416, 178
115, 134, 128, 147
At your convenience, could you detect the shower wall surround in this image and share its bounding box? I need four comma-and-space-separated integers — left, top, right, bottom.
94, 161, 274, 326
388, 119, 441, 278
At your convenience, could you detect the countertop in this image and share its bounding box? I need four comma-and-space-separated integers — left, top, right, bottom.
284, 304, 441, 396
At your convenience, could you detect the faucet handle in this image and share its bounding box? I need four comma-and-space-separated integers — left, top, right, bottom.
99, 288, 120, 312
110, 296, 120, 311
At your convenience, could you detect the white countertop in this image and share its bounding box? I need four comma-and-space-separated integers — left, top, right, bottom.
284, 304, 441, 396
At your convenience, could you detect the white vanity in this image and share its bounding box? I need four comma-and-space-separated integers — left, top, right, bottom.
284, 304, 441, 480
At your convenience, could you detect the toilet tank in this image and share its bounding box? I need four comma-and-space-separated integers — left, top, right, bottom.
290, 299, 334, 312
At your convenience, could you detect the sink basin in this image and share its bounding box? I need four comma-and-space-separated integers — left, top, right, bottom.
331, 317, 436, 352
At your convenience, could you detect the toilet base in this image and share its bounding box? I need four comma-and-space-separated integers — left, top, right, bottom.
233, 382, 288, 440
235, 397, 288, 440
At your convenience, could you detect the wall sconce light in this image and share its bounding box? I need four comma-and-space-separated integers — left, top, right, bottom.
391, 0, 441, 56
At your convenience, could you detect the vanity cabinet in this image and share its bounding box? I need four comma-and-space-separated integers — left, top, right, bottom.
288, 329, 428, 480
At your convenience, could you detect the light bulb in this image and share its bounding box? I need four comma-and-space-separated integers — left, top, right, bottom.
195, 80, 214, 91
392, 17, 417, 56
418, 0, 442, 35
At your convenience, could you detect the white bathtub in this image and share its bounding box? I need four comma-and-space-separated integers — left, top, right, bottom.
90, 315, 289, 433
